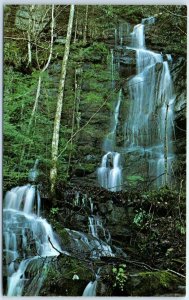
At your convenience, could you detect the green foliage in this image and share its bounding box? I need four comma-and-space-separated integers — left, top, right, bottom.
127, 175, 144, 187
3, 5, 186, 192
84, 92, 102, 103
175, 221, 186, 235
72, 42, 108, 63
4, 41, 27, 67
112, 264, 127, 291
50, 207, 60, 215
3, 63, 75, 190
133, 208, 151, 228
83, 64, 112, 82
127, 175, 144, 182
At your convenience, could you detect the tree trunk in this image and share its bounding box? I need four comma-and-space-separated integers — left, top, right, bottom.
66, 69, 77, 177
83, 5, 88, 44
73, 7, 78, 43
50, 5, 75, 192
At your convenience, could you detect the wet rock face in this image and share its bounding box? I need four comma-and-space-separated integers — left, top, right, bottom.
41, 184, 185, 296
170, 57, 186, 179
116, 48, 137, 77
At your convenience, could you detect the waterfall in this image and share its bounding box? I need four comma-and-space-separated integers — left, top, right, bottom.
166, 54, 173, 62
103, 89, 122, 152
28, 159, 39, 183
98, 152, 122, 191
82, 280, 97, 296
82, 268, 101, 296
131, 24, 145, 49
65, 228, 114, 258
3, 184, 63, 296
142, 16, 156, 25
125, 18, 175, 186
99, 17, 176, 189
88, 215, 111, 243
98, 89, 123, 191
83, 198, 113, 255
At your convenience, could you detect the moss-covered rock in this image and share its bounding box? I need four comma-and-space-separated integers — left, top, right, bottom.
112, 270, 185, 296
39, 255, 95, 296
126, 271, 185, 296
74, 163, 96, 176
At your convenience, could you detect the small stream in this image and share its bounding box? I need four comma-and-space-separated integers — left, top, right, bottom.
3, 184, 63, 296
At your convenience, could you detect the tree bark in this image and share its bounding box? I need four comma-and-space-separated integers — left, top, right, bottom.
83, 5, 88, 44
73, 7, 78, 43
50, 5, 75, 192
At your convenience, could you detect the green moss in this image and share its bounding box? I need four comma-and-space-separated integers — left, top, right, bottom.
126, 175, 144, 187
138, 271, 177, 288
71, 42, 108, 63
75, 163, 96, 174
125, 270, 185, 296
127, 175, 144, 182
40, 255, 94, 296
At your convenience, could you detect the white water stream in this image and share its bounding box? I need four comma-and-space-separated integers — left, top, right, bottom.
82, 268, 101, 296
98, 17, 175, 189
3, 184, 63, 296
98, 89, 123, 191
125, 20, 175, 185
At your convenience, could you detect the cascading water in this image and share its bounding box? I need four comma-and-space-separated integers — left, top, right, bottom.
125, 18, 175, 186
131, 23, 145, 48
3, 181, 63, 296
98, 17, 175, 189
88, 215, 111, 244
28, 158, 40, 183
82, 268, 101, 296
70, 194, 114, 257
98, 89, 123, 191
98, 152, 122, 191
82, 280, 97, 296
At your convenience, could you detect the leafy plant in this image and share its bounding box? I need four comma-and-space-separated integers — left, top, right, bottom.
50, 207, 60, 215
175, 221, 186, 235
112, 264, 127, 291
133, 208, 151, 227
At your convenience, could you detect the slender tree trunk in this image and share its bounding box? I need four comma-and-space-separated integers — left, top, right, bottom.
27, 31, 32, 66
75, 66, 82, 130
28, 5, 55, 129
50, 5, 75, 192
164, 104, 169, 185
66, 70, 77, 177
66, 65, 83, 175
83, 5, 88, 44
73, 7, 78, 43
27, 5, 34, 66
